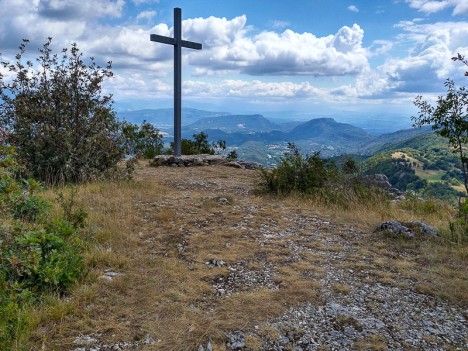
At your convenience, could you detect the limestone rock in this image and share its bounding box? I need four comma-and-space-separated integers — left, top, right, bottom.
227, 332, 246, 350
363, 174, 402, 195
151, 154, 225, 167
374, 220, 439, 239
224, 160, 261, 170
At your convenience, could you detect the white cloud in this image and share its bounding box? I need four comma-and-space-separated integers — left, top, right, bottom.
333, 20, 468, 99
181, 79, 329, 104
271, 20, 290, 29
348, 5, 359, 12
405, 0, 468, 15
136, 10, 156, 22
38, 0, 125, 20
180, 16, 368, 76
132, 0, 159, 5
371, 40, 394, 55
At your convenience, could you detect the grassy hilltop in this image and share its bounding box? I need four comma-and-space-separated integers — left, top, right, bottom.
4, 161, 465, 350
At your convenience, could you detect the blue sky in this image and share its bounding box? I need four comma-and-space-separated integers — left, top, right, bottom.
1, 0, 467, 118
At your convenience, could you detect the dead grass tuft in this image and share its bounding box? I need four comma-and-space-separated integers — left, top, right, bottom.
352, 334, 388, 350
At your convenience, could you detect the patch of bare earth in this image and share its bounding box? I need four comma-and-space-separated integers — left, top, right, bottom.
37, 164, 467, 351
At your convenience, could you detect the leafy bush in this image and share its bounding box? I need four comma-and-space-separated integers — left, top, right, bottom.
168, 132, 226, 155
226, 150, 238, 161
121, 120, 163, 159
2, 223, 84, 291
258, 143, 335, 195
10, 195, 50, 222
0, 39, 123, 185
258, 145, 393, 209
341, 155, 359, 175
0, 146, 85, 348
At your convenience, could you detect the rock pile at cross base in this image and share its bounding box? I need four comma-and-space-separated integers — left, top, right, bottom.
151, 154, 261, 169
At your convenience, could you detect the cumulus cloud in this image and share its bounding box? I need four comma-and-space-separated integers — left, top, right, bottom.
371, 40, 394, 55
348, 5, 359, 12
271, 20, 290, 29
132, 0, 159, 5
0, 5, 370, 80
333, 20, 468, 99
0, 0, 125, 49
104, 75, 330, 102
38, 0, 124, 20
136, 10, 157, 23
178, 16, 368, 76
405, 0, 468, 15
182, 80, 328, 102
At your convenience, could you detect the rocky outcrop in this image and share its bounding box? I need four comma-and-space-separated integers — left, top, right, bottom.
374, 220, 439, 239
224, 160, 262, 170
150, 154, 225, 167
150, 155, 262, 169
362, 174, 403, 196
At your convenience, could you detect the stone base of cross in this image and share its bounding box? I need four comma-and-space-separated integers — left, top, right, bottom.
150, 8, 202, 156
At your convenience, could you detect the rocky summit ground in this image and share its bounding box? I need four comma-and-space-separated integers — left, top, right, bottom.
47, 164, 466, 351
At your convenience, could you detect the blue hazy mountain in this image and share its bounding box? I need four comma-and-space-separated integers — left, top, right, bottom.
186, 114, 281, 133
288, 118, 374, 143
117, 108, 230, 127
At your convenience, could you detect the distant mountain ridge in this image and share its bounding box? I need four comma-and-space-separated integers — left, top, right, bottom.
187, 114, 280, 133
117, 108, 230, 126
288, 118, 374, 143
117, 108, 434, 164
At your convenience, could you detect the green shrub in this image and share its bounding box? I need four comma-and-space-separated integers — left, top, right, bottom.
56, 189, 88, 229
167, 132, 226, 155
0, 39, 123, 185
11, 196, 50, 222
3, 224, 84, 291
258, 143, 335, 195
0, 146, 86, 348
121, 120, 163, 159
226, 150, 238, 161
258, 144, 393, 209
0, 274, 32, 350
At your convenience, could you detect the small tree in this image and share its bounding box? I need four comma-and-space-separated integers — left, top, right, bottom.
259, 143, 334, 194
0, 38, 122, 184
169, 132, 226, 155
412, 79, 468, 193
121, 120, 163, 158
451, 53, 468, 77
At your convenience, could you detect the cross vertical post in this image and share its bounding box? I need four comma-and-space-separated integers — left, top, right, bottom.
150, 8, 202, 156
173, 8, 182, 157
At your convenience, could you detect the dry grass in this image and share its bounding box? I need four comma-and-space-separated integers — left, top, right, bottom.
25, 163, 468, 350
352, 334, 388, 350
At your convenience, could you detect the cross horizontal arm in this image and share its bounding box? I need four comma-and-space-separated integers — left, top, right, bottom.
181, 40, 202, 50
150, 34, 202, 50
150, 34, 176, 45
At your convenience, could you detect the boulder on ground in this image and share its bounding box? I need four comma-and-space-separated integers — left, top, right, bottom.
224, 160, 261, 170
374, 220, 439, 240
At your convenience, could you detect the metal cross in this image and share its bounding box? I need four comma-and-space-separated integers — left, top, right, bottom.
150, 8, 202, 156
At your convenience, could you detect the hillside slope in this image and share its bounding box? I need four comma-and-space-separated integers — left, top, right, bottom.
41, 165, 467, 351
187, 114, 281, 133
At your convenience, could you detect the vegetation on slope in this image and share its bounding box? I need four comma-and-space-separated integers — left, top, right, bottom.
0, 146, 86, 349
364, 133, 465, 201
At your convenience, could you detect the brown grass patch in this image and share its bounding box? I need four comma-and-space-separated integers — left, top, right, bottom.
352, 334, 388, 350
